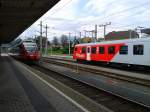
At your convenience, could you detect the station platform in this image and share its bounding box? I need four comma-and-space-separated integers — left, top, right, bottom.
0, 54, 57, 112
0, 54, 107, 112
1, 54, 149, 111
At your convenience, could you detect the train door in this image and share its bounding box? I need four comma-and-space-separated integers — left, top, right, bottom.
87, 46, 91, 61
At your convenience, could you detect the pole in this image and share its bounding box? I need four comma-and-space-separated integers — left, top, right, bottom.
44, 24, 48, 56
0, 44, 1, 56
40, 21, 43, 57
95, 25, 97, 42
99, 22, 111, 40
34, 35, 37, 41
88, 30, 95, 42
92, 30, 94, 39
104, 25, 106, 39
51, 42, 52, 55
68, 33, 71, 55
79, 32, 81, 38
34, 35, 37, 49
129, 30, 132, 39
84, 30, 87, 37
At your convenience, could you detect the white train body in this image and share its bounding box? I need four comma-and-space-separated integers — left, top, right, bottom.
110, 37, 150, 66
73, 37, 150, 66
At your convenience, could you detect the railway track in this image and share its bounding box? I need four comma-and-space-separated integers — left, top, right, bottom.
43, 56, 150, 73
30, 64, 150, 112
42, 57, 150, 87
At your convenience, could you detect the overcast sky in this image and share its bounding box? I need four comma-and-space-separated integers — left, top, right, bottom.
19, 0, 150, 40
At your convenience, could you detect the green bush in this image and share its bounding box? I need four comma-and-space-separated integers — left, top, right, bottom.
47, 46, 74, 55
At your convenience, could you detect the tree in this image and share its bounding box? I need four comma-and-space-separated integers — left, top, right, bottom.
81, 37, 93, 43
52, 36, 59, 47
72, 38, 80, 47
60, 35, 68, 47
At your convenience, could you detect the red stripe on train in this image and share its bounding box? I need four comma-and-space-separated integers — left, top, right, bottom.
73, 43, 125, 62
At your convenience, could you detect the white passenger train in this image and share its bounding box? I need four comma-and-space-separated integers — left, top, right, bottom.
73, 30, 150, 67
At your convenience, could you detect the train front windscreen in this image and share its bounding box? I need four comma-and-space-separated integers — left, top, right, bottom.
24, 43, 38, 52
25, 46, 37, 52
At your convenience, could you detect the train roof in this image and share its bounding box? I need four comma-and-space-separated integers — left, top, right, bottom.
75, 37, 150, 47
22, 39, 36, 43
22, 39, 37, 48
23, 42, 36, 46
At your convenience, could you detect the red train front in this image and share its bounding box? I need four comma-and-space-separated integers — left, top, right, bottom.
19, 40, 40, 62
10, 39, 40, 63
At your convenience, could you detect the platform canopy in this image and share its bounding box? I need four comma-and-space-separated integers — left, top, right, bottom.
0, 0, 60, 44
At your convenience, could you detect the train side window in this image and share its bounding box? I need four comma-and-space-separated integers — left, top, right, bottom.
99, 47, 105, 54
82, 47, 86, 53
92, 47, 96, 54
133, 45, 144, 55
108, 46, 115, 54
120, 45, 128, 55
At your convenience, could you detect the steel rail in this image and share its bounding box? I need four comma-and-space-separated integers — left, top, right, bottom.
30, 63, 150, 110
42, 57, 150, 87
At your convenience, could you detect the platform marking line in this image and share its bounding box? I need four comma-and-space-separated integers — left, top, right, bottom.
21, 64, 92, 112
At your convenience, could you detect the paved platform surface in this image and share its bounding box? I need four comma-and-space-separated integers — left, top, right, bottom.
0, 54, 94, 112
0, 54, 57, 112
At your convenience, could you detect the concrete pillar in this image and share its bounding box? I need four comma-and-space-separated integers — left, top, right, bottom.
0, 44, 1, 56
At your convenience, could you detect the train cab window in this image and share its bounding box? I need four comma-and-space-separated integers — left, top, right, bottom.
120, 45, 128, 55
133, 45, 144, 55
75, 47, 77, 51
92, 47, 97, 54
108, 46, 115, 54
99, 47, 105, 54
82, 47, 86, 53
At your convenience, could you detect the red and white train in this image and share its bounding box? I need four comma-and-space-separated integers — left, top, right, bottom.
10, 39, 40, 62
73, 37, 150, 67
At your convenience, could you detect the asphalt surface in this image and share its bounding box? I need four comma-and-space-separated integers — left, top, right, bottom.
0, 54, 91, 112
0, 54, 57, 112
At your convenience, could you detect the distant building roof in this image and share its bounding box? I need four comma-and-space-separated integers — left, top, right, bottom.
105, 30, 139, 40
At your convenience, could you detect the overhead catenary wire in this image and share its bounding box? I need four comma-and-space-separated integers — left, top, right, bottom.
88, 1, 150, 24
81, 1, 150, 27
42, 0, 73, 22
92, 0, 131, 17
37, 0, 150, 34
21, 0, 150, 40
103, 9, 150, 25
42, 0, 121, 22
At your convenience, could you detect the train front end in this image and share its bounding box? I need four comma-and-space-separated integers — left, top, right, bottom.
21, 41, 40, 62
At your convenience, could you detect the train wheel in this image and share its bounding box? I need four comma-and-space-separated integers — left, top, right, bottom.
76, 59, 83, 63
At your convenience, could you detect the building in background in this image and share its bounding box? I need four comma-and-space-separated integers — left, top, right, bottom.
105, 30, 139, 40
